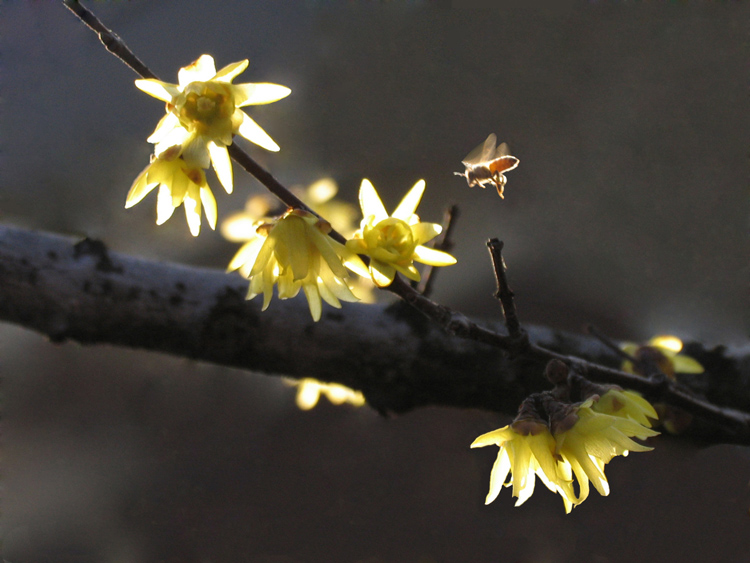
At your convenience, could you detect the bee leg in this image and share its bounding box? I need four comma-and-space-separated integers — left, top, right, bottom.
493, 173, 505, 198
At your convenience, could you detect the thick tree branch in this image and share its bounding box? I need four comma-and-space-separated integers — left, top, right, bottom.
2, 224, 750, 444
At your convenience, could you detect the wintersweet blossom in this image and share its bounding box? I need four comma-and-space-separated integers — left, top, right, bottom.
621, 335, 704, 379
227, 209, 369, 321
553, 399, 659, 504
471, 420, 577, 513
285, 378, 366, 410
346, 179, 456, 287
221, 181, 377, 303
126, 152, 217, 236
135, 54, 290, 193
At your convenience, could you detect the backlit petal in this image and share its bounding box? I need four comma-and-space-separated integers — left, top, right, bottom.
236, 112, 281, 151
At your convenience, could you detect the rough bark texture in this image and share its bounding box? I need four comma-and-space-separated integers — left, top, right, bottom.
1, 223, 749, 433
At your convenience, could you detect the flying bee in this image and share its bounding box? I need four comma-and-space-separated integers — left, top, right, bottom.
455, 133, 519, 198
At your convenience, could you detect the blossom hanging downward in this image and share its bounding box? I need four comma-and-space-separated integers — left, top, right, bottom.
346, 179, 456, 287
135, 54, 290, 193
126, 151, 217, 236
471, 420, 577, 513
472, 387, 659, 512
227, 209, 369, 321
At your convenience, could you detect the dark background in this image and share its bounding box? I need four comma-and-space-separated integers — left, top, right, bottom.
2, 2, 749, 562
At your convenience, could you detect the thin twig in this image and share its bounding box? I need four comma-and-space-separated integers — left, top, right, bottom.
416, 204, 459, 296
63, 0, 157, 80
486, 238, 523, 340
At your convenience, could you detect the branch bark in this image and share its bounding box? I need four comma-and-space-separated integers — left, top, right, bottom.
2, 223, 750, 444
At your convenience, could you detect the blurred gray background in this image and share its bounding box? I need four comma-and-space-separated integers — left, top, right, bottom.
2, 1, 749, 562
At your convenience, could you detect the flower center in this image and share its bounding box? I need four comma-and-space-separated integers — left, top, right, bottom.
364, 217, 417, 264
175, 81, 234, 135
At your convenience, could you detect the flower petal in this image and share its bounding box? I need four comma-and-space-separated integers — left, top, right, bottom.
183, 195, 201, 236
213, 59, 249, 83
303, 283, 323, 321
370, 260, 396, 287
672, 355, 705, 374
200, 186, 218, 230
148, 112, 182, 144
178, 54, 216, 86
155, 185, 176, 225
410, 222, 442, 246
392, 179, 425, 221
208, 141, 233, 193
126, 165, 157, 207
135, 79, 180, 102
236, 112, 281, 151
358, 179, 388, 224
234, 83, 291, 106
413, 245, 457, 266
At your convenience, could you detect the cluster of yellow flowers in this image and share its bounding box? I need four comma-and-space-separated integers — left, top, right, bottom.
127, 55, 456, 321
127, 54, 291, 236
472, 384, 659, 513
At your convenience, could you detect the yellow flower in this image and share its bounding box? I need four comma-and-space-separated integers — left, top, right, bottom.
621, 335, 704, 378
553, 399, 659, 504
346, 179, 457, 287
285, 378, 366, 410
591, 389, 658, 428
126, 152, 217, 237
135, 54, 290, 193
227, 209, 369, 321
222, 179, 378, 303
471, 420, 577, 513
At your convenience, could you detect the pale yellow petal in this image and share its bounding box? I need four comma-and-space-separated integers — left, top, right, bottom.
184, 194, 202, 237
208, 141, 233, 193
227, 238, 265, 272
249, 234, 278, 277
178, 54, 216, 86
126, 165, 157, 207
234, 83, 291, 106
370, 261, 395, 287
471, 426, 513, 448
153, 127, 192, 158
392, 179, 425, 221
147, 112, 182, 144
200, 187, 217, 230
303, 283, 323, 321
358, 179, 388, 224
135, 79, 180, 102
412, 245, 457, 266
673, 355, 704, 374
410, 222, 442, 246
155, 185, 176, 225
486, 449, 512, 504
236, 112, 280, 151
213, 59, 249, 83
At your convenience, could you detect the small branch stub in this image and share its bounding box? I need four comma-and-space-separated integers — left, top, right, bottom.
486, 238, 523, 340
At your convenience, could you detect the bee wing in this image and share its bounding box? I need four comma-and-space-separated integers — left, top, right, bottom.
462, 133, 497, 165
495, 142, 511, 157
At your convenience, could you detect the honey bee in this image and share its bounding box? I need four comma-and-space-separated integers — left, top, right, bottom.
455, 133, 519, 198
